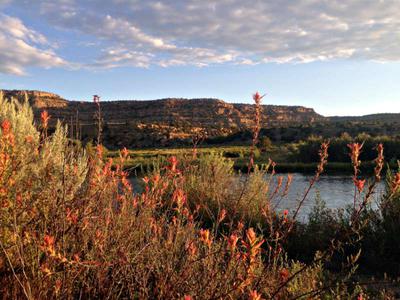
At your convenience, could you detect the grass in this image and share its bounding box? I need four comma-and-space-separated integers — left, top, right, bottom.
106, 145, 398, 175
106, 145, 251, 162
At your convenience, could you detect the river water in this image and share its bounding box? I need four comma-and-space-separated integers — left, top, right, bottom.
131, 173, 387, 222
272, 173, 386, 222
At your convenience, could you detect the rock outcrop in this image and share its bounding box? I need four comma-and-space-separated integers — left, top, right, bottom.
1, 90, 324, 148
1, 90, 68, 108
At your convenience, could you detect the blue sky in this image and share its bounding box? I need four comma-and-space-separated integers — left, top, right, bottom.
0, 1, 399, 116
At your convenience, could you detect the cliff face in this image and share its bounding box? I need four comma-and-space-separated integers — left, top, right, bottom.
1, 90, 324, 148
1, 90, 69, 109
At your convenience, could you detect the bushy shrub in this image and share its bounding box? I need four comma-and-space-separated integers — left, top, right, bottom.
1, 95, 398, 299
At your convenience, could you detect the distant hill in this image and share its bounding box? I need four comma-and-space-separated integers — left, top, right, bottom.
329, 114, 400, 123
1, 89, 324, 148
2, 89, 399, 148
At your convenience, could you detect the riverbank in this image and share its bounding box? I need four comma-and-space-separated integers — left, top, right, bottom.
105, 146, 398, 175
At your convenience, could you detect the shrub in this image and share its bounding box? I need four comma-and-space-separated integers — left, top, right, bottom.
1, 94, 398, 299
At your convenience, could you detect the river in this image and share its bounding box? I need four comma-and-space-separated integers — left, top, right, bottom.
130, 173, 387, 222
272, 173, 386, 221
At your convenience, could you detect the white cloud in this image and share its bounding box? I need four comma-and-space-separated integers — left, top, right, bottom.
3, 0, 400, 70
90, 48, 153, 69
0, 14, 66, 75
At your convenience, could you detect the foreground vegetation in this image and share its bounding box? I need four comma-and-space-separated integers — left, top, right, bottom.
1, 94, 400, 299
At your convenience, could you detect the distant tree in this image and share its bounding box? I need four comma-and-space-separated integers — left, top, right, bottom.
259, 136, 272, 151
340, 132, 352, 141
356, 132, 372, 141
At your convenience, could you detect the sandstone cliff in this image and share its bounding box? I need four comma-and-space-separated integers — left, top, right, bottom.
1, 90, 324, 148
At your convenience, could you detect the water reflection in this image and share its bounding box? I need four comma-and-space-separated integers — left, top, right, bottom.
130, 173, 386, 223
271, 173, 385, 222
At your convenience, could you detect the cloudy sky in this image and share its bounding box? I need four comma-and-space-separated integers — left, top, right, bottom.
0, 0, 399, 116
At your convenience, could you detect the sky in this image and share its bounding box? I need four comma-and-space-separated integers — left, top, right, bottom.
0, 0, 399, 116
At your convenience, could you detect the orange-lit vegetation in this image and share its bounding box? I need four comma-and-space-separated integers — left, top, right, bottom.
0, 94, 399, 299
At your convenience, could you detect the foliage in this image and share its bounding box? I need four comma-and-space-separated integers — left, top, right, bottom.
295, 134, 400, 163
1, 95, 399, 299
